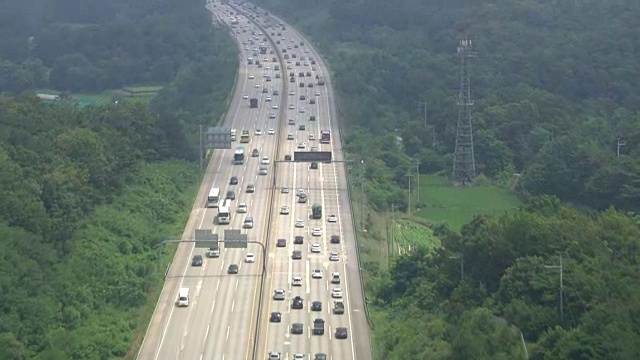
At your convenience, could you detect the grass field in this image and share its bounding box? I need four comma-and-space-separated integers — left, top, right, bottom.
390, 219, 440, 255
413, 175, 521, 231
38, 85, 163, 106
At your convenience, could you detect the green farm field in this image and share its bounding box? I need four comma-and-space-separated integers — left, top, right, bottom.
413, 175, 521, 231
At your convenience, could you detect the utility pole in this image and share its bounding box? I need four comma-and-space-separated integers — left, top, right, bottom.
418, 101, 428, 127
452, 37, 478, 186
199, 124, 204, 170
360, 160, 365, 231
415, 161, 421, 203
543, 254, 564, 325
617, 138, 626, 157
406, 173, 413, 213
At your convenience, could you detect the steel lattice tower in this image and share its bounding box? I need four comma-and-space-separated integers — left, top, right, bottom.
452, 38, 477, 186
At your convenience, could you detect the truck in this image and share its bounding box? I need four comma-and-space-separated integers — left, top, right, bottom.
311, 203, 322, 219
233, 146, 245, 165
240, 130, 250, 143
313, 318, 325, 335
249, 98, 258, 108
333, 300, 344, 314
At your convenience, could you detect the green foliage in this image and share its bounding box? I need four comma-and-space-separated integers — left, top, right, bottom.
391, 219, 440, 255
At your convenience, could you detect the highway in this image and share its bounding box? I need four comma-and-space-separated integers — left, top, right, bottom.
137, 1, 372, 359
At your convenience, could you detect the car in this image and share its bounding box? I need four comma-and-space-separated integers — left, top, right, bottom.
299, 124, 306, 131
191, 255, 203, 267
268, 352, 281, 360
315, 90, 321, 96
273, 289, 286, 300
287, 133, 294, 140
276, 238, 287, 247
261, 156, 270, 165
292, 276, 302, 286
248, 74, 254, 79
255, 129, 263, 135
273, 90, 279, 95
291, 323, 304, 335
258, 165, 268, 175
291, 296, 304, 309
237, 203, 248, 213
226, 190, 235, 200
310, 146, 318, 152
246, 184, 255, 193
270, 312, 282, 322
280, 205, 290, 215
312, 228, 322, 236
327, 214, 338, 223
309, 134, 315, 140
230, 176, 239, 185
243, 94, 249, 99
284, 154, 292, 161
288, 104, 295, 110
292, 250, 302, 260
268, 128, 275, 135
330, 235, 340, 244
228, 264, 239, 274
314, 354, 328, 360
299, 95, 306, 100
245, 253, 255, 263
331, 288, 343, 299
265, 96, 272, 102
299, 108, 306, 113
295, 219, 304, 228
294, 235, 304, 244
252, 148, 259, 157
331, 272, 340, 284
310, 162, 318, 170
243, 216, 254, 228
281, 187, 290, 194
310, 243, 321, 253
335, 327, 348, 339
297, 143, 306, 149
255, 84, 260, 88
272, 104, 278, 109
312, 269, 323, 279
269, 113, 276, 119
289, 90, 295, 95
329, 252, 339, 261
311, 301, 322, 312
293, 354, 305, 360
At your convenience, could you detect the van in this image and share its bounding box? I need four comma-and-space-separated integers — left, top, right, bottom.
177, 288, 189, 307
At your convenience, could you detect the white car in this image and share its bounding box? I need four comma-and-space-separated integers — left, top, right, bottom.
269, 113, 276, 119
309, 134, 315, 140
255, 129, 263, 135
331, 272, 340, 284
315, 90, 320, 96
265, 96, 272, 102
288, 104, 295, 110
268, 129, 275, 135
261, 156, 270, 165
327, 214, 338, 223
272, 105, 278, 109
243, 95, 249, 99
273, 289, 285, 300
289, 90, 295, 95
311, 228, 322, 237
255, 84, 260, 88
298, 108, 305, 113
281, 187, 290, 194
310, 243, 321, 253
297, 143, 306, 149
293, 354, 304, 360
295, 219, 305, 228
248, 74, 255, 79
245, 253, 255, 263
280, 205, 290, 215
329, 252, 339, 261
312, 269, 323, 279
237, 203, 248, 213
331, 288, 343, 299
292, 276, 302, 286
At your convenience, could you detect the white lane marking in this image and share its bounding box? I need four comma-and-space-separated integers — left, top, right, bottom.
226, 326, 231, 340
231, 300, 235, 313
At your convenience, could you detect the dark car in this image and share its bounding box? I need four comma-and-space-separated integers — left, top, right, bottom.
292, 250, 302, 260
314, 354, 328, 360
276, 238, 287, 247
311, 301, 322, 311
335, 327, 348, 339
227, 264, 239, 274
300, 95, 306, 100
291, 296, 304, 309
330, 235, 341, 244
191, 255, 203, 267
306, 71, 312, 77
270, 312, 282, 322
230, 176, 239, 185
309, 115, 316, 121
252, 148, 259, 157
310, 162, 318, 170
226, 190, 235, 200
284, 154, 292, 161
299, 124, 306, 131
291, 323, 304, 335
294, 236, 304, 244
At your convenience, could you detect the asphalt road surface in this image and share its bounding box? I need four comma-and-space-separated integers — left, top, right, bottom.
137, 1, 372, 359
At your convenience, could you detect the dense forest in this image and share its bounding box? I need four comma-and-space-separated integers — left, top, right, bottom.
0, 0, 236, 358
259, 0, 640, 358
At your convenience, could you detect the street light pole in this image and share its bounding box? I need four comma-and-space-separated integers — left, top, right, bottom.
544, 254, 564, 325
360, 159, 365, 231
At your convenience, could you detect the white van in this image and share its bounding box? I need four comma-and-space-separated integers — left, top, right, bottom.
177, 287, 189, 307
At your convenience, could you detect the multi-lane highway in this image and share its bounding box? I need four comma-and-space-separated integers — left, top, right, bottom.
137, 1, 372, 359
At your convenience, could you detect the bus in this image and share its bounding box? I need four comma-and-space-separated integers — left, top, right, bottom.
207, 187, 221, 208
217, 199, 231, 225
240, 130, 250, 143
234, 146, 246, 165
320, 130, 331, 144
